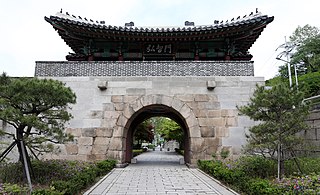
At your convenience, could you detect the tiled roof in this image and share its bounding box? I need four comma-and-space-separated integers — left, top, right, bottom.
44, 11, 274, 60
46, 11, 273, 34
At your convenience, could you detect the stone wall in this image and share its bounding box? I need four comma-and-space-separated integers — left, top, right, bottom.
299, 109, 320, 152
35, 61, 254, 77
40, 75, 263, 164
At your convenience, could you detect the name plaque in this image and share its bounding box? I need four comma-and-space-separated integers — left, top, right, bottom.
145, 43, 172, 54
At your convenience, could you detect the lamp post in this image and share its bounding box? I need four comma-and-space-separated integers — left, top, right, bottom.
275, 57, 298, 88
276, 36, 298, 88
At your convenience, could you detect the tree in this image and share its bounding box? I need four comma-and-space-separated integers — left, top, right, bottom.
289, 25, 319, 46
237, 84, 310, 179
0, 73, 76, 180
156, 118, 184, 147
298, 72, 320, 97
289, 25, 320, 73
268, 25, 320, 97
134, 120, 154, 145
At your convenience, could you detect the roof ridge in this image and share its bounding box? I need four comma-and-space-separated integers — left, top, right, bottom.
53, 11, 267, 29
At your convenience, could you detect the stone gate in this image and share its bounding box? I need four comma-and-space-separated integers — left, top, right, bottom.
34, 11, 274, 165
36, 61, 263, 165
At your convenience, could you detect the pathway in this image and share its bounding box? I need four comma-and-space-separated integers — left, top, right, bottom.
84, 147, 238, 195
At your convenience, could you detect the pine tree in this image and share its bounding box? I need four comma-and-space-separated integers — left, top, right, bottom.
238, 84, 309, 179
0, 73, 76, 181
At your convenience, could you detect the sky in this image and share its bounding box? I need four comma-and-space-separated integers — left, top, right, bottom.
0, 0, 319, 80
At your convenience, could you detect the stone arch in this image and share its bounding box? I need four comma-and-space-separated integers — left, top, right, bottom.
116, 94, 201, 164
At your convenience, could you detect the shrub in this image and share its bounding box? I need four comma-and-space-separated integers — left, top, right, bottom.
198, 156, 320, 194
220, 149, 230, 159
275, 174, 320, 194
0, 162, 24, 183
96, 159, 116, 176
174, 148, 184, 155
133, 149, 144, 157
31, 187, 64, 195
246, 178, 283, 195
0, 159, 116, 194
197, 160, 246, 187
0, 183, 29, 194
236, 156, 277, 178
284, 157, 320, 175
198, 158, 280, 194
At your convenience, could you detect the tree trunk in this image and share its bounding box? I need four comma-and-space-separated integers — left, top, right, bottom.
16, 127, 34, 181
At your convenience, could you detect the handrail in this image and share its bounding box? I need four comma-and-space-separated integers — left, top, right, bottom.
302, 95, 320, 103
303, 95, 320, 110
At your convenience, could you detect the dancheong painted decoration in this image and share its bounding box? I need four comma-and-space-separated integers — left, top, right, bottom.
45, 10, 273, 61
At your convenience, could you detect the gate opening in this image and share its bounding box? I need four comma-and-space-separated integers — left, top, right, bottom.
124, 104, 190, 164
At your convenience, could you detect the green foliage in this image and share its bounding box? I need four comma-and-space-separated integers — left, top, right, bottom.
175, 148, 184, 155
246, 178, 282, 195
276, 173, 320, 194
96, 159, 117, 176
299, 71, 320, 97
289, 25, 320, 73
284, 157, 320, 175
238, 84, 309, 160
198, 156, 320, 194
156, 117, 184, 145
198, 157, 281, 194
134, 120, 154, 143
268, 25, 320, 98
0, 73, 76, 155
0, 161, 25, 183
52, 165, 97, 195
265, 75, 287, 87
220, 149, 230, 159
236, 156, 277, 178
197, 160, 247, 192
0, 183, 30, 194
0, 159, 116, 194
289, 25, 319, 46
31, 188, 64, 195
132, 149, 145, 157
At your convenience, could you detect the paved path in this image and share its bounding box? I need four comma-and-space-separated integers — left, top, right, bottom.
85, 148, 238, 195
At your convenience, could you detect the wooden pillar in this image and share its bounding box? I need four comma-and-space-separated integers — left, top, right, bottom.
118, 54, 124, 61
88, 54, 94, 61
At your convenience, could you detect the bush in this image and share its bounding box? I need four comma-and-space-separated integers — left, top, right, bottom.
246, 178, 283, 195
0, 159, 116, 194
32, 187, 64, 195
133, 149, 145, 157
284, 157, 320, 175
197, 160, 246, 188
275, 173, 320, 194
197, 158, 280, 194
96, 159, 116, 176
0, 162, 24, 183
174, 148, 184, 155
198, 156, 320, 194
51, 160, 116, 195
236, 156, 277, 178
0, 183, 30, 194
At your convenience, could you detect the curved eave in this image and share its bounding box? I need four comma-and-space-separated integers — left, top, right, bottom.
45, 15, 274, 54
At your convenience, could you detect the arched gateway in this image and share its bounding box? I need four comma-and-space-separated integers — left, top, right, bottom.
37, 11, 273, 166
122, 95, 200, 164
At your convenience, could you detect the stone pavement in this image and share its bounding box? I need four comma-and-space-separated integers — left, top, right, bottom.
84, 148, 238, 195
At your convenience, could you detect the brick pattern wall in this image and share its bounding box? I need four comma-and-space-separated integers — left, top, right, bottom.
35, 61, 254, 77
303, 110, 320, 149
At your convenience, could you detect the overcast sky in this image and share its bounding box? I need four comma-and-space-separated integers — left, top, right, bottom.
0, 0, 318, 80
